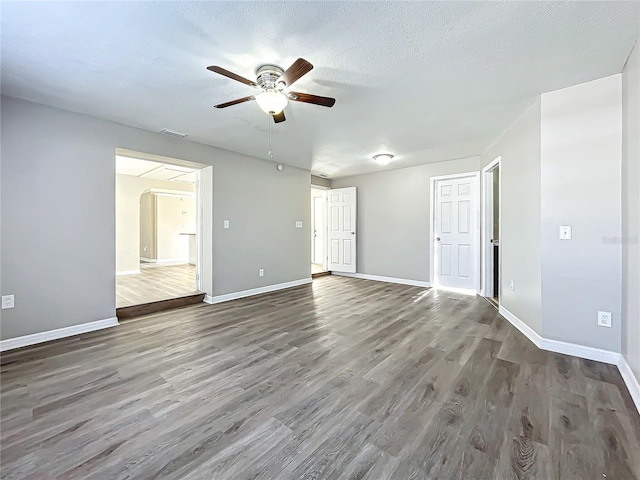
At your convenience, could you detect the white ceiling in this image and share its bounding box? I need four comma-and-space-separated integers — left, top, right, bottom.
2, 2, 638, 178
116, 155, 197, 183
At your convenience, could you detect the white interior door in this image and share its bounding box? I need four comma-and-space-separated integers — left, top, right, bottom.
312, 196, 324, 264
328, 187, 356, 273
434, 174, 479, 292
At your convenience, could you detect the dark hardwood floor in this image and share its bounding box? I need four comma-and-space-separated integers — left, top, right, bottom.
1, 276, 639, 479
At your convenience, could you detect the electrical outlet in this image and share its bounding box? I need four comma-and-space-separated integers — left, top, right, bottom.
259, 269, 264, 277
598, 311, 612, 328
2, 295, 15, 309
510, 280, 514, 291
143, 246, 148, 252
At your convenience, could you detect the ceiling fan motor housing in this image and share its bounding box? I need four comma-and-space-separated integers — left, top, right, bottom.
256, 65, 285, 91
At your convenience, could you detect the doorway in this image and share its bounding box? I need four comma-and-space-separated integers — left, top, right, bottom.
115, 150, 209, 312
430, 172, 480, 294
482, 157, 501, 306
311, 187, 328, 274
311, 185, 358, 276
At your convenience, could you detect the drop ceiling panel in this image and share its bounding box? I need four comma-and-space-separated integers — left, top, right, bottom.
117, 156, 197, 183
141, 166, 193, 181
115, 156, 163, 177
170, 171, 197, 183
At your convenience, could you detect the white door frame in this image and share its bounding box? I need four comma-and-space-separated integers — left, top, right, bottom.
199, 166, 214, 298
429, 171, 481, 294
311, 185, 329, 272
196, 169, 204, 291
481, 157, 501, 298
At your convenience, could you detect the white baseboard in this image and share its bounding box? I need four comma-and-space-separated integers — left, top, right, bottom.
331, 272, 431, 288
539, 336, 621, 365
498, 305, 543, 348
204, 278, 312, 305
0, 317, 119, 352
498, 305, 621, 364
499, 305, 638, 415
618, 356, 640, 414
140, 257, 188, 265
116, 269, 141, 276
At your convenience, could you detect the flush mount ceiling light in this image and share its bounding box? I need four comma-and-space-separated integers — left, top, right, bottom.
373, 153, 394, 166
255, 91, 289, 115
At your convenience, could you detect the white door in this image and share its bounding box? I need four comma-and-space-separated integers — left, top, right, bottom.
328, 187, 357, 273
312, 196, 324, 264
434, 174, 479, 292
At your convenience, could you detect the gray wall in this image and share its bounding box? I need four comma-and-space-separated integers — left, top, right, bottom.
540, 75, 622, 352
481, 99, 543, 334
0, 96, 311, 340
622, 41, 640, 379
331, 157, 481, 282
311, 175, 331, 188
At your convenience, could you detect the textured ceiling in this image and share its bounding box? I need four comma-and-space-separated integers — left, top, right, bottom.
2, 1, 638, 178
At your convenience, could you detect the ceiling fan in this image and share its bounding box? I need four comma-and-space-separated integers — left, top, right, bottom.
207, 58, 336, 123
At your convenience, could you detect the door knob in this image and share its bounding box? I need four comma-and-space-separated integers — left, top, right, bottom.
351, 232, 355, 235
436, 237, 441, 241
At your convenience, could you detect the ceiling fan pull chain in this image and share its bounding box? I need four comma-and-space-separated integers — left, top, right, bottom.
268, 116, 273, 159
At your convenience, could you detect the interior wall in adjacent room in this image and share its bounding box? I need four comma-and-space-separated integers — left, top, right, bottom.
331, 156, 481, 283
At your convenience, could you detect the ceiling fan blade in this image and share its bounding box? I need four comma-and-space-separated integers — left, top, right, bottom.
278, 58, 313, 88
214, 96, 254, 108
207, 66, 258, 88
288, 92, 336, 108
272, 111, 286, 123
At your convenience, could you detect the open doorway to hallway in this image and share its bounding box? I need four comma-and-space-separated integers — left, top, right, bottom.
311, 187, 328, 275
115, 152, 203, 313
482, 158, 501, 307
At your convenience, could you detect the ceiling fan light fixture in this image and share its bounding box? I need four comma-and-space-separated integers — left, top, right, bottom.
373, 153, 394, 166
255, 91, 288, 115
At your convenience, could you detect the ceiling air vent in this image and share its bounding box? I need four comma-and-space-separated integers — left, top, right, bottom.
160, 128, 187, 138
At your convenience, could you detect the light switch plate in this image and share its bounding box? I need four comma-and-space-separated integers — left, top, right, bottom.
296, 221, 303, 228
223, 220, 230, 229
559, 225, 572, 240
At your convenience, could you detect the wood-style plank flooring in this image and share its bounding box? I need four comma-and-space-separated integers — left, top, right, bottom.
2, 276, 639, 479
116, 263, 199, 308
